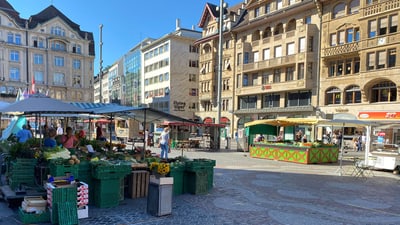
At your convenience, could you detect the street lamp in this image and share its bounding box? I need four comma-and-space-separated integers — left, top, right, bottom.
215, 0, 228, 150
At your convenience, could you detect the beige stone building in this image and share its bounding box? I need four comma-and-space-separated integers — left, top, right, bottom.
319, 0, 400, 119
0, 2, 94, 102
196, 0, 321, 136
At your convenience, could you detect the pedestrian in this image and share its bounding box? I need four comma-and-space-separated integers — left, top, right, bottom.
56, 123, 63, 135
96, 123, 105, 141
44, 128, 57, 148
61, 127, 79, 149
16, 125, 32, 143
159, 127, 170, 159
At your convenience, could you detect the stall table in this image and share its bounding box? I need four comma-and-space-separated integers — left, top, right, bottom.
250, 143, 339, 164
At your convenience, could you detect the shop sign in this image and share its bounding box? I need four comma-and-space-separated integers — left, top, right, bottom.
358, 111, 400, 120
173, 101, 186, 111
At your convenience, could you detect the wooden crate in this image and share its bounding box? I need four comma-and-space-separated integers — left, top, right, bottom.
128, 170, 149, 198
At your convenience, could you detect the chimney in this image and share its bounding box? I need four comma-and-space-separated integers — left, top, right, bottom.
192, 25, 195, 30
176, 18, 180, 30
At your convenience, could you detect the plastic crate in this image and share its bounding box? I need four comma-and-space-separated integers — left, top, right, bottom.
49, 163, 79, 177
18, 207, 50, 224
184, 170, 208, 195
93, 178, 122, 208
57, 202, 78, 225
91, 164, 131, 179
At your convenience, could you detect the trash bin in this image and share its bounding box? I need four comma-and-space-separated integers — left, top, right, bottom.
147, 176, 173, 216
168, 163, 185, 195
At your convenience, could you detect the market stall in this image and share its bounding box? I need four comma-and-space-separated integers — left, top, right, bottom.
245, 118, 339, 164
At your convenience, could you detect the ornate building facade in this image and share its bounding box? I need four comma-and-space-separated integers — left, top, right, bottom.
0, 1, 94, 102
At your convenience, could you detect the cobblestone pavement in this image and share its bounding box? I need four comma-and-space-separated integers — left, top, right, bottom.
2, 149, 400, 225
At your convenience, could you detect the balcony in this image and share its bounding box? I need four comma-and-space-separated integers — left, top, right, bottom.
200, 53, 214, 62
322, 42, 359, 58
362, 0, 400, 17
242, 54, 298, 73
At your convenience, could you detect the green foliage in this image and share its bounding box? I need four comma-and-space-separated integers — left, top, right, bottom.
9, 142, 35, 159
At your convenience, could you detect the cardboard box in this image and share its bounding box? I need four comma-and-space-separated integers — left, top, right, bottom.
77, 205, 89, 219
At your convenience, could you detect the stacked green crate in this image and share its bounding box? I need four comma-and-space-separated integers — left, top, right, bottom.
47, 185, 77, 224
49, 162, 79, 178
18, 207, 50, 224
167, 162, 185, 195
91, 161, 132, 208
8, 158, 37, 189
75, 161, 93, 205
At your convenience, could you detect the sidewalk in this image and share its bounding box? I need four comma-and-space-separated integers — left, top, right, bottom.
1, 149, 400, 225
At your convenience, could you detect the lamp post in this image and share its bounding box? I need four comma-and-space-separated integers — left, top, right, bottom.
216, 0, 227, 150
99, 24, 103, 103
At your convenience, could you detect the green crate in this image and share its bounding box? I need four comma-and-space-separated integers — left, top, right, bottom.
9, 177, 36, 190
18, 207, 50, 224
93, 178, 121, 208
168, 165, 185, 195
49, 163, 79, 177
50, 186, 77, 205
91, 164, 131, 179
57, 202, 78, 225
184, 170, 208, 195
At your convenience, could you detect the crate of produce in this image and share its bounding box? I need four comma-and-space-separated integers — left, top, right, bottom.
128, 170, 149, 198
18, 207, 50, 224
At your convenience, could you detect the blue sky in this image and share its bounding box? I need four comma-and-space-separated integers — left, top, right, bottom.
8, 0, 243, 75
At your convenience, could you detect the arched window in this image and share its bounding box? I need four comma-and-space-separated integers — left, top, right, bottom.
252, 30, 261, 41
203, 44, 212, 54
263, 27, 272, 38
345, 85, 361, 104
333, 3, 346, 19
51, 40, 66, 51
349, 0, 360, 14
274, 23, 283, 35
286, 19, 296, 32
371, 81, 397, 103
325, 87, 341, 105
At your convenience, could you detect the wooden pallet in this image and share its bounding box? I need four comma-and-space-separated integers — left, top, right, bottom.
128, 170, 149, 198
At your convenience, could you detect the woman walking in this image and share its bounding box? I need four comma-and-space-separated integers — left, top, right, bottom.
159, 127, 170, 159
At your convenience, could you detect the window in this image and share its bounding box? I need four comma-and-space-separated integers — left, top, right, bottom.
366, 0, 378, 5
262, 72, 270, 84
189, 60, 198, 68
263, 48, 270, 60
51, 41, 66, 51
159, 74, 164, 82
54, 73, 65, 85
276, 0, 283, 10
308, 36, 314, 52
304, 16, 311, 24
273, 69, 281, 83
263, 94, 280, 108
287, 91, 311, 106
244, 52, 249, 64
252, 74, 258, 86
15, 34, 21, 45
189, 74, 196, 82
9, 68, 20, 81
388, 49, 396, 67
349, 0, 360, 14
164, 72, 169, 81
298, 63, 304, 79
54, 56, 64, 67
189, 45, 198, 53
377, 51, 386, 69
237, 53, 242, 65
73, 44, 82, 54
345, 85, 361, 104
345, 60, 352, 74
10, 50, 19, 62
189, 89, 198, 96
389, 15, 398, 33
253, 51, 259, 62
354, 58, 360, 73
243, 74, 248, 87
379, 17, 388, 35
73, 75, 81, 87
326, 88, 341, 105
34, 71, 44, 84
286, 67, 294, 81
338, 30, 345, 45
254, 7, 260, 18
367, 52, 375, 70
288, 0, 296, 5
347, 28, 354, 43
333, 3, 346, 19
287, 43, 295, 55
330, 33, 337, 46
239, 95, 257, 109
265, 3, 271, 14
34, 54, 43, 64
51, 26, 65, 36
73, 59, 81, 70
369, 20, 377, 38
7, 33, 13, 43
274, 46, 282, 58
299, 37, 306, 52
337, 60, 343, 76
371, 81, 396, 103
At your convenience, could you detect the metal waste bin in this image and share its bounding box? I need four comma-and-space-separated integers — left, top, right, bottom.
147, 176, 173, 216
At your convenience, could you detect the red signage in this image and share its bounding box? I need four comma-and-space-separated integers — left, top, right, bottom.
358, 111, 400, 120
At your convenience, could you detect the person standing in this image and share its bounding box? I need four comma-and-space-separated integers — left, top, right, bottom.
159, 127, 170, 159
16, 125, 32, 143
44, 128, 57, 148
56, 123, 63, 135
61, 127, 79, 149
96, 123, 104, 141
